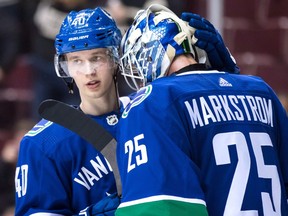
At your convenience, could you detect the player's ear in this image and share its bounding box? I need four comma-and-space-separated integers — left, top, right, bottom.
113, 65, 120, 77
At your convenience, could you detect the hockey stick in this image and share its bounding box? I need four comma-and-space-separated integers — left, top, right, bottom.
38, 99, 122, 194
38, 99, 114, 151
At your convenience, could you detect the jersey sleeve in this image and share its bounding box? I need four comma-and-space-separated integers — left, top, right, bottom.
270, 88, 288, 197
116, 86, 208, 216
15, 137, 73, 216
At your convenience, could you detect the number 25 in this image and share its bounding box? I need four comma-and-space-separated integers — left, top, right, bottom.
213, 131, 281, 215
125, 134, 148, 173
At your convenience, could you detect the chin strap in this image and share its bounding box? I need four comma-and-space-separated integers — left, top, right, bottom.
62, 78, 74, 94
114, 67, 121, 113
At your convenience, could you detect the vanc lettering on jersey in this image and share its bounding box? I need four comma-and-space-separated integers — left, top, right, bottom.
74, 156, 113, 190
185, 94, 273, 129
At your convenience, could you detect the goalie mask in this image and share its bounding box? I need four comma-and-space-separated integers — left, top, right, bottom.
54, 7, 122, 78
120, 4, 209, 90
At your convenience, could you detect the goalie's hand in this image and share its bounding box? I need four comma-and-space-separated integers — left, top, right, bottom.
181, 12, 240, 74
76, 193, 121, 216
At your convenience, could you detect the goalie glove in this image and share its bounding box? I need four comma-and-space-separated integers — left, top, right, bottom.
76, 193, 121, 216
181, 12, 240, 74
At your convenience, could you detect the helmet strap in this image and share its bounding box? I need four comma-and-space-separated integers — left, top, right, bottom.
114, 67, 120, 113
62, 78, 74, 94
192, 45, 199, 62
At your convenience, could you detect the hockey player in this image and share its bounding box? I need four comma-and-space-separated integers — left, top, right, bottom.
15, 5, 242, 216
15, 7, 125, 215
116, 4, 288, 216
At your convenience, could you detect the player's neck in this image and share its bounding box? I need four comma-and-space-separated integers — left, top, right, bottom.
79, 91, 118, 116
167, 54, 197, 76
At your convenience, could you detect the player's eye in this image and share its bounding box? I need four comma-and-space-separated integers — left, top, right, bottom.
91, 56, 103, 62
90, 54, 109, 63
131, 63, 138, 73
71, 58, 82, 65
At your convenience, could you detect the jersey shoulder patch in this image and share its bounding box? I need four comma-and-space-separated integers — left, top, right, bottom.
122, 85, 152, 118
25, 119, 53, 137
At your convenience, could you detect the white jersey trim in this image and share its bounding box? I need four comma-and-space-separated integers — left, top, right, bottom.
118, 194, 206, 208
119, 96, 131, 109
177, 70, 225, 76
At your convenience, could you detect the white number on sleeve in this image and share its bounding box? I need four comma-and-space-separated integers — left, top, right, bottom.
213, 132, 281, 216
15, 164, 28, 198
125, 134, 148, 173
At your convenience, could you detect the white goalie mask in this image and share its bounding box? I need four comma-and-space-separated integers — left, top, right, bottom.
120, 4, 209, 90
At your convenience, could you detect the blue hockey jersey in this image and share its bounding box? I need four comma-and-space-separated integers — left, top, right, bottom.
15, 109, 121, 215
116, 70, 288, 216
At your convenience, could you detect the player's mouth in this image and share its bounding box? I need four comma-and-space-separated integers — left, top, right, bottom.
86, 80, 100, 89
